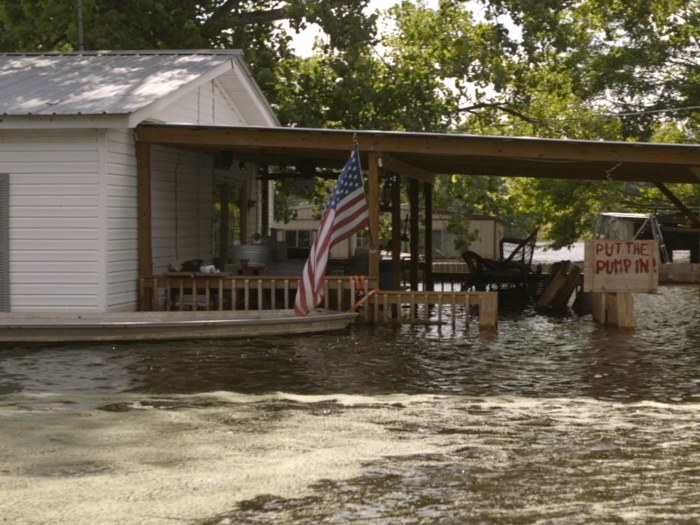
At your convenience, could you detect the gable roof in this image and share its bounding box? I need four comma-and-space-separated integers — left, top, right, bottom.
0, 50, 279, 127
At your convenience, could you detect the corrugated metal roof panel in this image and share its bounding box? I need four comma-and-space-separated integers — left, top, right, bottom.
0, 51, 242, 116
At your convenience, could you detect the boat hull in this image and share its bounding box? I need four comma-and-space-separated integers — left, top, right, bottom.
0, 310, 358, 343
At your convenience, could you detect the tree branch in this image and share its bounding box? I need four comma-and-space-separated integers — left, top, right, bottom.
459, 102, 539, 125
226, 8, 287, 27
458, 102, 568, 135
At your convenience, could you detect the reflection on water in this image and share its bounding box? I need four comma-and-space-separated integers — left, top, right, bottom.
2, 286, 700, 403
2, 285, 700, 524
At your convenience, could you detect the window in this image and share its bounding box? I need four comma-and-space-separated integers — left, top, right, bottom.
286, 230, 297, 247
285, 230, 314, 248
297, 230, 311, 248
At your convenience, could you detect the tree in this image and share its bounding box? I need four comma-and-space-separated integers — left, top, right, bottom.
0, 0, 377, 104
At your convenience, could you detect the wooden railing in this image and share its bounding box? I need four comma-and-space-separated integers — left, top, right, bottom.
366, 290, 497, 330
140, 275, 373, 314
139, 276, 497, 330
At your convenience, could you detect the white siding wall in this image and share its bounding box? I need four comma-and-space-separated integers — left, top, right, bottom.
105, 129, 139, 311
0, 129, 100, 311
150, 82, 246, 126
151, 145, 214, 275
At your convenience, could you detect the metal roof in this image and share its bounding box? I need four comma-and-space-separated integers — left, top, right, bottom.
0, 50, 243, 116
136, 123, 700, 184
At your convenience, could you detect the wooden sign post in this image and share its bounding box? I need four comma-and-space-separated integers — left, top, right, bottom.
583, 240, 659, 330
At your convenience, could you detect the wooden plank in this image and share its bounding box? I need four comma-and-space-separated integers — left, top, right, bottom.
383, 293, 389, 323
380, 153, 435, 184
136, 125, 700, 168
478, 292, 498, 331
218, 184, 229, 270
368, 151, 380, 282
391, 173, 402, 292
409, 179, 419, 291
218, 280, 223, 311
465, 295, 470, 326
584, 240, 658, 293
613, 292, 635, 330
536, 273, 568, 310
550, 265, 582, 311
424, 181, 434, 292
592, 292, 606, 324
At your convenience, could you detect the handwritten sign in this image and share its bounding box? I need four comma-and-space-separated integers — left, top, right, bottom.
583, 240, 658, 293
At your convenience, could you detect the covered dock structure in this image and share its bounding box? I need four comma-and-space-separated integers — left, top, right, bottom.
136, 124, 700, 316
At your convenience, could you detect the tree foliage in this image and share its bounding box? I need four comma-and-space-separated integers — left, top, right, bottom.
4, 0, 700, 247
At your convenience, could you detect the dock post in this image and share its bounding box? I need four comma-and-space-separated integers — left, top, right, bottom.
478, 292, 498, 331
609, 292, 635, 330
592, 292, 607, 325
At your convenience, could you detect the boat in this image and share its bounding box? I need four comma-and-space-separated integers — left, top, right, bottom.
0, 309, 358, 343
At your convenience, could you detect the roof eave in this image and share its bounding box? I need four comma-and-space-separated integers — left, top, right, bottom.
127, 59, 237, 127
231, 55, 280, 127
0, 114, 131, 129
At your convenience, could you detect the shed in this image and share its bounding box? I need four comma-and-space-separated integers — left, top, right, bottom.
273, 204, 503, 260
0, 50, 278, 313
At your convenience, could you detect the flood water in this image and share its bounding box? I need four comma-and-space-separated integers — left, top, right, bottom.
2, 285, 700, 524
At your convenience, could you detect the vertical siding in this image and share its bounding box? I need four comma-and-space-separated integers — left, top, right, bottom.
0, 129, 100, 311
151, 145, 214, 274
213, 81, 244, 125
149, 82, 245, 126
105, 128, 139, 311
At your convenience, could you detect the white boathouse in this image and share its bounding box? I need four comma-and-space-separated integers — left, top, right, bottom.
0, 50, 278, 313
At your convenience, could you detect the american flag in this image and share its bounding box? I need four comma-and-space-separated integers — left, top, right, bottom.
294, 148, 369, 316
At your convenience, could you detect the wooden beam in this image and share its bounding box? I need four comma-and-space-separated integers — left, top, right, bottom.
260, 174, 270, 236
391, 173, 402, 290
424, 181, 434, 292
379, 153, 435, 184
137, 124, 700, 168
409, 178, 420, 291
218, 184, 229, 270
367, 151, 380, 281
137, 141, 152, 310
654, 182, 700, 229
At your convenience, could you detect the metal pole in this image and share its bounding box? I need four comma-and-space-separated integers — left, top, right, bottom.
77, 0, 84, 51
